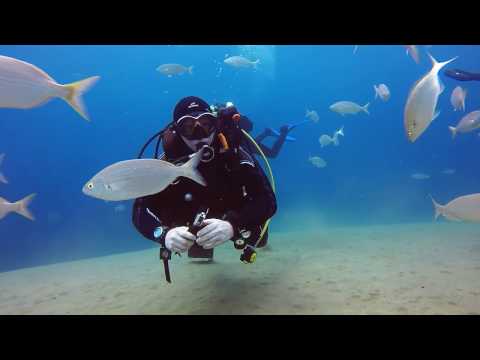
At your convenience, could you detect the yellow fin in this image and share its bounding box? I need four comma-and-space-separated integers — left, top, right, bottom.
63, 76, 100, 121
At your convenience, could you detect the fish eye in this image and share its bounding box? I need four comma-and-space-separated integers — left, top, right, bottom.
87, 182, 94, 190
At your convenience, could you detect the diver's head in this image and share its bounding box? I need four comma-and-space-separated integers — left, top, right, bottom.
173, 96, 217, 151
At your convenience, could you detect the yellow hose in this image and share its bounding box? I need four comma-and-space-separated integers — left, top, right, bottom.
240, 129, 276, 247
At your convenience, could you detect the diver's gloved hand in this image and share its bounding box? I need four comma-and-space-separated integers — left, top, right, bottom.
165, 226, 196, 253
196, 219, 234, 249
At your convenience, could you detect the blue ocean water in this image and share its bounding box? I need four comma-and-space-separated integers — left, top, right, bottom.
0, 45, 479, 272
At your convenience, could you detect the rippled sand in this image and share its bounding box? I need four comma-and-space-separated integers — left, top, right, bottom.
1, 222, 480, 315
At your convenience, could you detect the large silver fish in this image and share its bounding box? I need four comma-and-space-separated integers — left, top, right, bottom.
431, 193, 480, 222
82, 148, 207, 201
404, 53, 458, 142
0, 55, 99, 121
0, 193, 36, 221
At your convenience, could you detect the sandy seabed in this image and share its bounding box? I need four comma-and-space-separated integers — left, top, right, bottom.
1, 222, 480, 315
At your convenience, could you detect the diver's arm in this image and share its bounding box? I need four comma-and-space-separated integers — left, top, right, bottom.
223, 163, 277, 238
254, 127, 288, 159
132, 196, 172, 245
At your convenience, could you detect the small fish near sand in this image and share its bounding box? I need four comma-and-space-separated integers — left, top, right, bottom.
373, 84, 390, 102
0, 55, 100, 121
404, 53, 458, 142
330, 101, 370, 116
156, 64, 194, 77
450, 86, 467, 112
448, 110, 480, 139
306, 109, 320, 123
83, 148, 207, 201
0, 153, 8, 184
308, 156, 327, 168
410, 173, 430, 180
224, 56, 260, 69
0, 193, 36, 221
430, 193, 480, 222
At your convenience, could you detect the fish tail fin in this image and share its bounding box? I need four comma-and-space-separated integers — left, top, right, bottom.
373, 85, 378, 100
338, 126, 344, 137
253, 59, 260, 69
428, 52, 458, 71
188, 66, 194, 75
429, 194, 443, 221
448, 126, 457, 139
182, 149, 207, 186
63, 76, 100, 121
15, 193, 36, 221
363, 102, 370, 115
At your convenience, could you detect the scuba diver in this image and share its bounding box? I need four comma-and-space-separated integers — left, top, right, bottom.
132, 96, 277, 283
444, 68, 480, 82
211, 102, 307, 159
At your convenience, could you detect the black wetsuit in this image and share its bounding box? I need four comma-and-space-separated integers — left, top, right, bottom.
132, 132, 277, 249
239, 115, 288, 159
444, 69, 480, 82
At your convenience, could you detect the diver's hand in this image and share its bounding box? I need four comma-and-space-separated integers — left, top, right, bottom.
196, 219, 234, 249
165, 226, 196, 253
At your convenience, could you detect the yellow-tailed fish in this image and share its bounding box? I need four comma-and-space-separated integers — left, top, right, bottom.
0, 55, 99, 121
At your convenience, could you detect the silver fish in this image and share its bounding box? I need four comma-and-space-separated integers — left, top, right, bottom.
224, 56, 260, 69
83, 148, 207, 201
308, 156, 327, 168
405, 45, 420, 64
319, 134, 334, 147
450, 86, 467, 112
374, 84, 390, 101
0, 153, 7, 184
156, 64, 193, 77
441, 168, 455, 175
0, 55, 99, 121
431, 193, 480, 222
448, 110, 480, 139
330, 101, 370, 116
306, 109, 320, 123
410, 173, 430, 180
0, 193, 36, 221
404, 53, 458, 142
